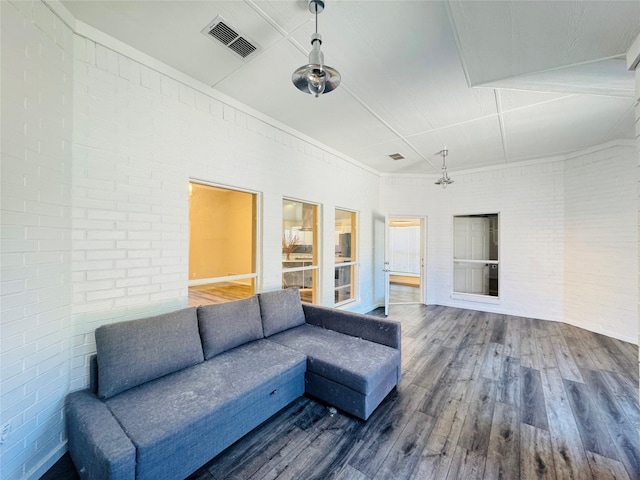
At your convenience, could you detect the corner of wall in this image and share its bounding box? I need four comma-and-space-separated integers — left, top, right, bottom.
626, 30, 640, 378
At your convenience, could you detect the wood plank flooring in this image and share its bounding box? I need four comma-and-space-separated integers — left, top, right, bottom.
42, 304, 639, 480
388, 283, 420, 304
188, 283, 254, 307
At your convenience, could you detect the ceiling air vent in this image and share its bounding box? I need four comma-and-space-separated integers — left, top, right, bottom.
201, 16, 260, 60
228, 37, 256, 58
388, 153, 405, 161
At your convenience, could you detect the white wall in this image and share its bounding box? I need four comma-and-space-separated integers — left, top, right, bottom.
630, 34, 640, 376
1, 2, 638, 479
382, 159, 566, 321
1, 2, 73, 479
564, 146, 638, 340
1, 2, 381, 478
637, 53, 640, 383
381, 146, 638, 344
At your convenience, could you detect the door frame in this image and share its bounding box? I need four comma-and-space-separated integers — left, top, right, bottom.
384, 215, 427, 315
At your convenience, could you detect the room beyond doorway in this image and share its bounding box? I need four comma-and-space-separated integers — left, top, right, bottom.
386, 217, 425, 308
188, 182, 258, 306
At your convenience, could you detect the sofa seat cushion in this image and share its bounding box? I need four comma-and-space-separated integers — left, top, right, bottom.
268, 324, 400, 395
104, 339, 306, 475
95, 307, 204, 399
197, 296, 264, 359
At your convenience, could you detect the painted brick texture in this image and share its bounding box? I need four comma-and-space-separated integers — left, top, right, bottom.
564, 147, 638, 340
381, 150, 638, 344
0, 1, 73, 479
68, 36, 381, 396
2, 1, 639, 479
2, 2, 383, 478
382, 160, 566, 321
635, 58, 640, 372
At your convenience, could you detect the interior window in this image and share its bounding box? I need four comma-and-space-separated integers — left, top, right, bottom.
188, 182, 257, 305
334, 209, 357, 305
282, 199, 319, 304
453, 213, 499, 297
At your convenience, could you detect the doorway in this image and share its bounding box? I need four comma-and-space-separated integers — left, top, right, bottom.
384, 216, 426, 314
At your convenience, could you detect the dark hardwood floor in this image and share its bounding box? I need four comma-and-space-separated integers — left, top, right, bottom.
42, 303, 639, 480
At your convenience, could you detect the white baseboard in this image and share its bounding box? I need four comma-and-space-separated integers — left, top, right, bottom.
26, 442, 67, 480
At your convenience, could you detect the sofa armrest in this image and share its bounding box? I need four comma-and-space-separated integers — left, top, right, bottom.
302, 304, 401, 351
66, 389, 136, 480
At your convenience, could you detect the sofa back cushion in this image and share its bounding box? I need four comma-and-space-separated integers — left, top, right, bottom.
197, 296, 264, 359
95, 307, 204, 399
258, 289, 306, 337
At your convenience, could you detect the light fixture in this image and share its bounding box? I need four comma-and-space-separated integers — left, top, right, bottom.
292, 0, 341, 97
434, 149, 454, 189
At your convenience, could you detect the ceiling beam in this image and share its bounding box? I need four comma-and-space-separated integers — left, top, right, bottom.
626, 32, 640, 70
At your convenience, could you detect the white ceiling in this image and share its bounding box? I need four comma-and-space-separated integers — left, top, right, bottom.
60, 0, 640, 175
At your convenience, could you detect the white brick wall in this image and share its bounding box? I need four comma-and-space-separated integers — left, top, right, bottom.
2, 2, 383, 478
1, 1, 73, 479
564, 146, 638, 341
634, 48, 640, 378
68, 36, 382, 391
382, 159, 566, 321
3, 1, 639, 478
72, 31, 377, 332
624, 30, 640, 383
381, 149, 639, 343
67, 9, 382, 394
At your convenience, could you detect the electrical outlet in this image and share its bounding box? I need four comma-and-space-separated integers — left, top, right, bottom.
1, 423, 11, 444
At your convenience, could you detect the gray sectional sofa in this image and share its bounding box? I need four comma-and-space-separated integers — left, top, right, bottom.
66, 289, 401, 480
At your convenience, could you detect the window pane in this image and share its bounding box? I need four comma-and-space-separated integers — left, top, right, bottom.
283, 199, 318, 304
335, 209, 355, 261
282, 200, 317, 264
282, 271, 315, 304
335, 209, 356, 305
334, 265, 353, 303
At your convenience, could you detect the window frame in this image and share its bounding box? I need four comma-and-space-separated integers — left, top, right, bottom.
282, 198, 320, 304
451, 212, 500, 303
188, 180, 261, 304
334, 208, 358, 306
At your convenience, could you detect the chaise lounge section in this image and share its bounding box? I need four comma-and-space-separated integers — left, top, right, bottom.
66, 289, 401, 480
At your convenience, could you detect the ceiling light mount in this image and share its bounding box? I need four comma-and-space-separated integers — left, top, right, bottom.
307, 0, 324, 14
434, 149, 454, 189
292, 0, 341, 97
